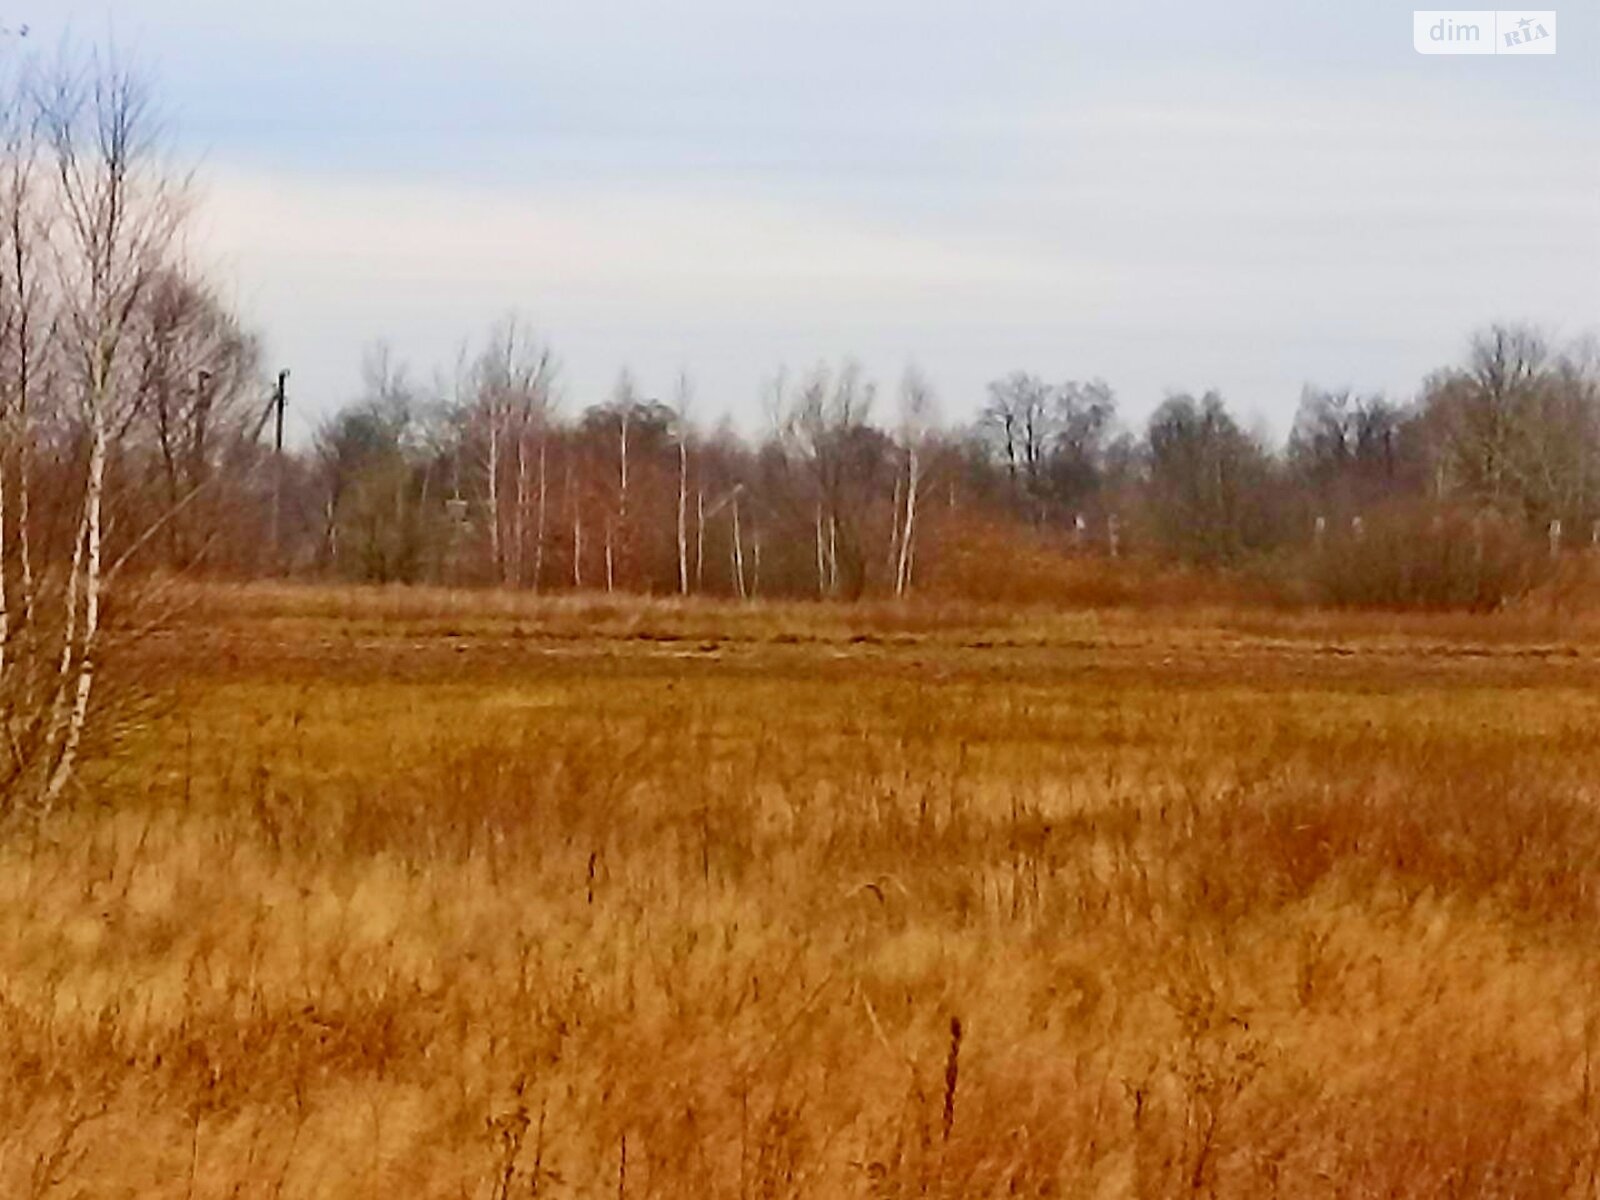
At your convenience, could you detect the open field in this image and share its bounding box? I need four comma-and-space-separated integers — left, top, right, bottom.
8, 584, 1600, 1197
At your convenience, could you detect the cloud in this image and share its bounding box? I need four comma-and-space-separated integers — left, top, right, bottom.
197, 169, 1061, 314
129, 5, 1595, 434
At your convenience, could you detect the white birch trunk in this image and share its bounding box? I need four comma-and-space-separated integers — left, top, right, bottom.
616, 410, 629, 588
17, 426, 33, 671
45, 498, 87, 756
895, 446, 920, 597
816, 506, 826, 597
45, 362, 108, 808
695, 489, 705, 594
618, 412, 630, 515
731, 496, 747, 600
533, 439, 547, 595
573, 509, 583, 589
513, 426, 527, 587
486, 415, 502, 583
677, 436, 689, 596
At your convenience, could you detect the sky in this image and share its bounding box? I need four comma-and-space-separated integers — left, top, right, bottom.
27, 1, 1600, 440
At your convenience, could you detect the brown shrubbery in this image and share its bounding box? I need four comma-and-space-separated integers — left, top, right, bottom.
915, 513, 1257, 610
1277, 504, 1558, 611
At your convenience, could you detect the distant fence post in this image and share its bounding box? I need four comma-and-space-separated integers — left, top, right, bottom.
1313, 514, 1326, 552
1549, 519, 1563, 560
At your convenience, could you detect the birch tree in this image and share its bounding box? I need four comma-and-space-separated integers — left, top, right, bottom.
892, 366, 938, 597
0, 55, 188, 810
673, 371, 693, 596
0, 58, 44, 787
46, 63, 185, 801
468, 317, 555, 585
778, 363, 887, 600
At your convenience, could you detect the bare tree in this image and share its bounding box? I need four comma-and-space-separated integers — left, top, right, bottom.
124, 269, 259, 566
979, 373, 1115, 524
0, 58, 44, 709
1421, 325, 1600, 529
672, 371, 693, 596
694, 487, 705, 593
893, 366, 938, 597
467, 316, 554, 585
0, 53, 189, 809
532, 433, 549, 592
778, 363, 887, 599
1144, 391, 1279, 564
981, 373, 1052, 501
1289, 387, 1419, 520
316, 348, 431, 582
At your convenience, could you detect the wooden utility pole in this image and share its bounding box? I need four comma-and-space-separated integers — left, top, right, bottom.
271, 369, 288, 570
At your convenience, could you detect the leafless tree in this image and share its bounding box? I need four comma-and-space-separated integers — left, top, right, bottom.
1414, 325, 1600, 534
778, 363, 886, 599
672, 371, 694, 596
0, 55, 45, 717
45, 59, 189, 802
979, 373, 1115, 524
981, 372, 1051, 492
1144, 391, 1278, 564
892, 366, 939, 597
0, 52, 190, 810
467, 316, 554, 585
124, 269, 260, 566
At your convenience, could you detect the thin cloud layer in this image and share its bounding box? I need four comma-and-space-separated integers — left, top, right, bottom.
39, 0, 1600, 428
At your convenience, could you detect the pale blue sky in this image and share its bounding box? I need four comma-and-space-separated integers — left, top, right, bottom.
31, 1, 1600, 437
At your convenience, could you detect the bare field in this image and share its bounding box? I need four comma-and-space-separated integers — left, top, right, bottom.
8, 585, 1600, 1197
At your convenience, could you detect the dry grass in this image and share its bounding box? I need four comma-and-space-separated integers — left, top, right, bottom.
7, 582, 1600, 1196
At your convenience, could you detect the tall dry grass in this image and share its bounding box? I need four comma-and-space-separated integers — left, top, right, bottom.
4, 585, 1600, 1196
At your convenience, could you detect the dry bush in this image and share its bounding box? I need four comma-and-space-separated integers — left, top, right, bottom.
1278, 505, 1554, 611
1520, 552, 1600, 617
916, 514, 1255, 609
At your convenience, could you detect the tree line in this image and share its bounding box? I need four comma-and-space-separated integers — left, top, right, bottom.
252, 321, 1594, 609
8, 51, 1600, 697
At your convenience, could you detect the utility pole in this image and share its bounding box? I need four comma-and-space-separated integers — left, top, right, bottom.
271, 369, 289, 570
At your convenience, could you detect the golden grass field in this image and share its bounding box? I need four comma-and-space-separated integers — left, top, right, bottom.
8, 582, 1600, 1197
